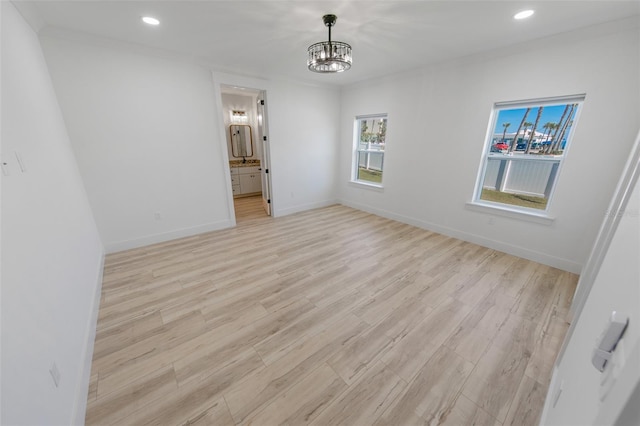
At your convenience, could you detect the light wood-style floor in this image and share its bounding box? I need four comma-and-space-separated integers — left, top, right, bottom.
86, 205, 577, 425
234, 195, 268, 223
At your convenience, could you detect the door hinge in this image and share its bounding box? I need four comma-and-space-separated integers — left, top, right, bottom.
267, 199, 271, 204
263, 136, 267, 141
265, 168, 269, 174
260, 100, 265, 105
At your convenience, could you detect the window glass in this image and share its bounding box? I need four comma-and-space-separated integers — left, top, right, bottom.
354, 115, 387, 185
475, 96, 583, 212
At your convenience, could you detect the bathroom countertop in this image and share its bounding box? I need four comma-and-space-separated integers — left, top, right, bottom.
229, 159, 260, 167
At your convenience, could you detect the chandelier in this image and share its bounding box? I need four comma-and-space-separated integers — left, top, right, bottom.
307, 14, 352, 73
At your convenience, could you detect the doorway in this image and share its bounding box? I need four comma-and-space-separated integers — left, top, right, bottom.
219, 85, 273, 223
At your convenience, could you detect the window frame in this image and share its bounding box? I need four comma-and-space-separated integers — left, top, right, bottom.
351, 113, 388, 188
471, 95, 585, 219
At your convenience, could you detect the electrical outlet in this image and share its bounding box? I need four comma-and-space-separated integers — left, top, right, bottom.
1, 158, 10, 176
552, 379, 564, 407
50, 362, 61, 388
154, 212, 162, 221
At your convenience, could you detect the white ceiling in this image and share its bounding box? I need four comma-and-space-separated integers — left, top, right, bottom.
18, 0, 640, 86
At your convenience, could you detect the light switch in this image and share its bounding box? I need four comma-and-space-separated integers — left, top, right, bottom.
592, 311, 628, 372
600, 339, 626, 401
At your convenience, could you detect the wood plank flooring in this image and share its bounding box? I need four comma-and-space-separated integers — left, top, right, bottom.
87, 204, 577, 425
234, 195, 268, 223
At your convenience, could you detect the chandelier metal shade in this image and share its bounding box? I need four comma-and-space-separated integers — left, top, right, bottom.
307, 14, 352, 73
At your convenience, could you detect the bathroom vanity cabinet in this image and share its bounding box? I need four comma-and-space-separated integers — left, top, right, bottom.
230, 165, 262, 197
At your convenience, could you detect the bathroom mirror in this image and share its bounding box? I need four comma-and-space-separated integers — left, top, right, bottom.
230, 125, 253, 158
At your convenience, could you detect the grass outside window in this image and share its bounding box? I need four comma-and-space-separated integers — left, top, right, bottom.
480, 189, 547, 210
357, 167, 382, 184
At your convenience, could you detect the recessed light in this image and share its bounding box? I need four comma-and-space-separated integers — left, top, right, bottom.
514, 10, 535, 20
142, 16, 160, 26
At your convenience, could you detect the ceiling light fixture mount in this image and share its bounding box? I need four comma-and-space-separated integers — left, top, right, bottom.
307, 14, 352, 73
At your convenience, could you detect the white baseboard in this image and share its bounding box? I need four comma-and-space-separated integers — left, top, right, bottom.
72, 251, 105, 425
274, 199, 338, 217
104, 220, 233, 253
339, 199, 582, 274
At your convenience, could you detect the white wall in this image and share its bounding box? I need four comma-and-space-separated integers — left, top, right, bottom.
41, 34, 341, 251
542, 148, 639, 425
39, 34, 233, 252
1, 3, 104, 424
338, 19, 640, 273
267, 80, 340, 216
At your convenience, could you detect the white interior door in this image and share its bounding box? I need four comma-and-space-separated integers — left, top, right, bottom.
257, 92, 271, 215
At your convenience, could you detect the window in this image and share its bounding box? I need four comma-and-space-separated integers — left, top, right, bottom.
473, 95, 584, 213
353, 114, 387, 186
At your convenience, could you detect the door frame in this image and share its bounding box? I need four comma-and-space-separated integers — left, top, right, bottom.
256, 91, 272, 216
212, 72, 274, 224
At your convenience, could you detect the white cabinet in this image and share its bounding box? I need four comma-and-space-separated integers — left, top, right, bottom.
230, 165, 261, 197
230, 167, 241, 195
239, 173, 262, 194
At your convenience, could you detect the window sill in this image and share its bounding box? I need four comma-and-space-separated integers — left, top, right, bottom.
349, 180, 384, 192
465, 201, 555, 225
